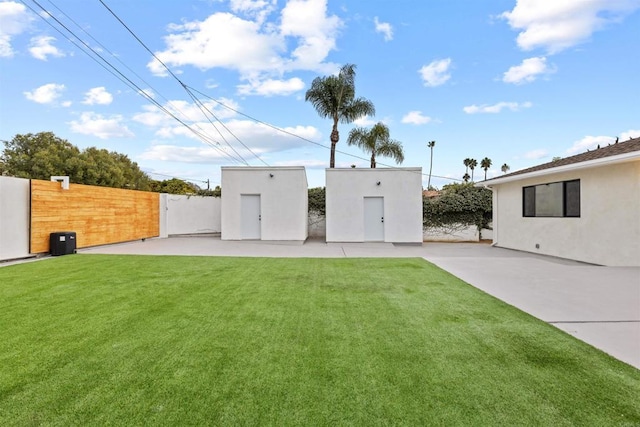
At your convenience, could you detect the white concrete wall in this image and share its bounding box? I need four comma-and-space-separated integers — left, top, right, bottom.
422, 225, 493, 242
159, 194, 168, 238
326, 168, 423, 243
492, 161, 640, 266
0, 176, 31, 261
221, 167, 308, 241
165, 195, 221, 235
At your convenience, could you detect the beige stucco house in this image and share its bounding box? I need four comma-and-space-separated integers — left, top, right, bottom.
479, 137, 640, 266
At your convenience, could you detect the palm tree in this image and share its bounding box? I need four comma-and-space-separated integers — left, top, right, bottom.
427, 140, 435, 189
501, 163, 510, 174
346, 122, 404, 168
305, 64, 376, 168
463, 172, 470, 183
469, 158, 478, 181
480, 157, 492, 180
463, 158, 471, 175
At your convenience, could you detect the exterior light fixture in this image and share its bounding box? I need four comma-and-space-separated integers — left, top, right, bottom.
376, 181, 381, 186
269, 173, 274, 178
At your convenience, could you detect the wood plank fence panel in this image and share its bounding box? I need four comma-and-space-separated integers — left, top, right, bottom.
30, 180, 159, 253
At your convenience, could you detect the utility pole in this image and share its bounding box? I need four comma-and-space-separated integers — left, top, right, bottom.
206, 179, 210, 190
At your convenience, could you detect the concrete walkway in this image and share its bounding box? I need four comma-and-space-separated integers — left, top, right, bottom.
48, 237, 640, 369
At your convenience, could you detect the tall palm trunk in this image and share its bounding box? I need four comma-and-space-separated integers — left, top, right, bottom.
428, 146, 434, 188
330, 120, 339, 168
370, 152, 376, 168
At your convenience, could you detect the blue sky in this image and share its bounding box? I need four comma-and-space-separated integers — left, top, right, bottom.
1, 0, 639, 189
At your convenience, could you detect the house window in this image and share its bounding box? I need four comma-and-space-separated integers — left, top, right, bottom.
523, 179, 580, 217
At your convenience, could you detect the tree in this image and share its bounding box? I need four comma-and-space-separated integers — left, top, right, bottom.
427, 140, 436, 189
463, 158, 471, 175
305, 64, 375, 168
480, 157, 492, 181
1, 132, 152, 190
463, 172, 470, 183
346, 122, 404, 168
501, 163, 510, 174
469, 158, 478, 181
1, 132, 84, 182
150, 178, 198, 194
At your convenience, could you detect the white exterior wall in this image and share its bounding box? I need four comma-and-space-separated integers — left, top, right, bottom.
0, 176, 31, 261
326, 168, 423, 243
492, 161, 640, 266
221, 167, 308, 241
166, 195, 221, 235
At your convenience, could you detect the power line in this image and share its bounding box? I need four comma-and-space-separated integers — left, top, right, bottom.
187, 85, 461, 182
97, 0, 267, 166
23, 0, 247, 165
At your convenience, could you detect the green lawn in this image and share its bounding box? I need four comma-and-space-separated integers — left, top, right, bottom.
1, 255, 638, 426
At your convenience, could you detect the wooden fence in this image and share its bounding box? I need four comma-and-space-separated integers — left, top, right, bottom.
30, 180, 159, 253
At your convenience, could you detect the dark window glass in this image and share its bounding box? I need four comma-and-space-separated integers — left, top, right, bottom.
522, 179, 580, 218
523, 186, 535, 217
564, 180, 581, 217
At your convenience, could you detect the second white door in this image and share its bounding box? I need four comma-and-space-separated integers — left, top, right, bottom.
364, 197, 384, 241
241, 194, 261, 240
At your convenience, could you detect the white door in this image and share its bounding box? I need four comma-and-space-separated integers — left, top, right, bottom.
241, 195, 261, 240
364, 197, 384, 241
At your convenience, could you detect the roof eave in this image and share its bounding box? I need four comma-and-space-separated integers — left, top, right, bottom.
477, 151, 640, 187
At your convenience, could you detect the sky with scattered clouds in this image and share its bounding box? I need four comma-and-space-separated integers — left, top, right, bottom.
1, 0, 639, 188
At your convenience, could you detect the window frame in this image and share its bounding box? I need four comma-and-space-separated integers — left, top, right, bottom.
522, 179, 580, 218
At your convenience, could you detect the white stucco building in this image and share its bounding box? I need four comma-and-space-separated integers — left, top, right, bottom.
0, 176, 31, 261
326, 168, 423, 243
221, 166, 308, 241
480, 137, 640, 266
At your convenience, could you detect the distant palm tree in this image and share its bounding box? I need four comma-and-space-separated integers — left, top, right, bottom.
346, 122, 404, 168
469, 159, 478, 181
463, 158, 472, 175
480, 157, 492, 180
501, 163, 510, 174
305, 64, 376, 168
427, 140, 436, 189
463, 172, 470, 183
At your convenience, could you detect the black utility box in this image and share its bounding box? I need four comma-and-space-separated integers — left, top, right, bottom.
50, 232, 76, 256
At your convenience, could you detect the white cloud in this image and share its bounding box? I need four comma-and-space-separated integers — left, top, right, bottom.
352, 116, 377, 126
29, 36, 64, 60
503, 56, 555, 84
566, 130, 640, 154
463, 101, 533, 114
155, 119, 320, 152
82, 87, 113, 105
500, 0, 640, 54
280, 0, 342, 70
141, 120, 321, 162
149, 0, 341, 91
273, 158, 327, 168
524, 149, 548, 160
133, 98, 240, 127
24, 83, 65, 104
140, 144, 241, 164
69, 112, 134, 139
0, 1, 33, 57
138, 88, 155, 100
620, 129, 640, 141
419, 58, 452, 87
374, 17, 393, 41
401, 111, 433, 125
237, 77, 305, 96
